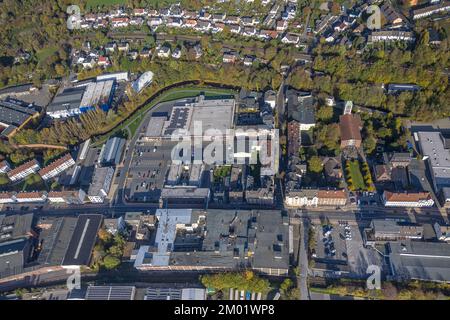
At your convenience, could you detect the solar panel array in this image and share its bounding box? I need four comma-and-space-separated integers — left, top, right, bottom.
144, 288, 182, 300
85, 286, 136, 300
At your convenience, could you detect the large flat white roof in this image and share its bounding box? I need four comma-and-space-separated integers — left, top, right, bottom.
417, 132, 450, 182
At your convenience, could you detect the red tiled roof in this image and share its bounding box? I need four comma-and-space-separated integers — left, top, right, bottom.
318, 189, 347, 199
15, 192, 44, 198
7, 159, 39, 178
384, 191, 431, 202
38, 154, 73, 177
0, 192, 14, 199
339, 114, 362, 142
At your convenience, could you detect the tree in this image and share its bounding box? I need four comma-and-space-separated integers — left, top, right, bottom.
316, 105, 334, 122
98, 228, 112, 243
0, 173, 9, 186
308, 156, 323, 174
103, 255, 121, 270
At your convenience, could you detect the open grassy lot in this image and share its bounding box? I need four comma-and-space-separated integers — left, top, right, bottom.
345, 160, 367, 191
86, 0, 127, 10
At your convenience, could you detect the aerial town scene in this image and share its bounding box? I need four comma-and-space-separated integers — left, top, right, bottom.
0, 0, 449, 304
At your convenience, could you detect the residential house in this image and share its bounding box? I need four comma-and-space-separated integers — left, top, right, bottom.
412, 1, 450, 20
281, 33, 300, 44
369, 30, 415, 43
382, 191, 434, 207
15, 192, 47, 203
317, 189, 347, 206
7, 160, 40, 182
117, 42, 130, 52
0, 160, 11, 174
287, 121, 300, 157
38, 154, 75, 181
374, 164, 391, 182
285, 189, 319, 207
47, 189, 86, 204
148, 17, 164, 27
0, 192, 15, 204
339, 114, 362, 148
157, 45, 171, 58
223, 52, 238, 63
229, 24, 242, 34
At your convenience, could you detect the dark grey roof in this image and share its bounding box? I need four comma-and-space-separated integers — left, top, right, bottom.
387, 84, 420, 93
0, 213, 34, 243
287, 90, 315, 124
101, 137, 125, 166
387, 240, 450, 282
144, 288, 181, 300
0, 98, 38, 127
408, 159, 432, 192
62, 214, 102, 266
37, 217, 78, 266
0, 238, 28, 277
47, 87, 85, 113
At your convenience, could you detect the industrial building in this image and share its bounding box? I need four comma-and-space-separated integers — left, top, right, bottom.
79, 80, 115, 113
134, 209, 290, 276
162, 95, 235, 137
0, 97, 39, 137
46, 87, 85, 119
47, 80, 115, 119
99, 137, 125, 166
132, 71, 154, 93
87, 166, 114, 203
417, 131, 450, 192
144, 287, 206, 300
0, 213, 35, 278
36, 214, 102, 269
386, 240, 450, 282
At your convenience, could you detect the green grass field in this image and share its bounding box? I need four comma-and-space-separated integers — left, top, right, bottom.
36, 46, 58, 66
86, 0, 127, 10
346, 160, 366, 191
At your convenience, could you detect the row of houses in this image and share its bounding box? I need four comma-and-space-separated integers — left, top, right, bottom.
76, 4, 302, 44
2, 154, 75, 184
285, 189, 348, 207
0, 189, 85, 204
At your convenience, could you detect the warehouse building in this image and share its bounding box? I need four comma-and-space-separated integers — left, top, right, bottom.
134, 209, 289, 276
79, 80, 115, 113
0, 97, 39, 137
386, 240, 450, 282
47, 80, 115, 119
87, 166, 114, 203
46, 87, 85, 119
99, 137, 125, 166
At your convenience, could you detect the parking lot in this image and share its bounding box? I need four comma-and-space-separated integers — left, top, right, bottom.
341, 222, 383, 277
314, 221, 384, 278
125, 140, 176, 202
314, 224, 348, 263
